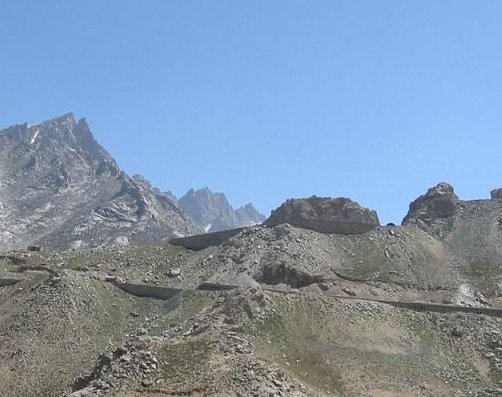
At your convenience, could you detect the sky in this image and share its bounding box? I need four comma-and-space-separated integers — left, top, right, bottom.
1, 1, 502, 223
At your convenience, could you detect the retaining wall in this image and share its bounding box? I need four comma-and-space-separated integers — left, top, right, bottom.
197, 282, 238, 291
107, 279, 502, 318
110, 280, 182, 300
0, 278, 21, 287
169, 227, 246, 251
170, 220, 378, 251
261, 286, 502, 318
383, 299, 502, 318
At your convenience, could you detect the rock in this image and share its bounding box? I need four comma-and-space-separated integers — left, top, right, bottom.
114, 345, 128, 356
451, 327, 464, 337
137, 328, 148, 336
402, 182, 459, 227
342, 287, 357, 296
168, 268, 181, 277
452, 284, 484, 307
256, 259, 323, 288
69, 390, 93, 397
114, 236, 129, 246
496, 283, 502, 297
475, 291, 490, 305
491, 188, 502, 199
264, 196, 379, 235
95, 380, 110, 389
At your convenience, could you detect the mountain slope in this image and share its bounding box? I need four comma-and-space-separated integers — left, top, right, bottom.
0, 114, 201, 250
2, 184, 502, 396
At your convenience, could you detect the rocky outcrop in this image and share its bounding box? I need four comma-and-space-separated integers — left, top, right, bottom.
490, 188, 502, 199
178, 187, 265, 232
402, 183, 459, 227
0, 114, 201, 250
264, 196, 380, 234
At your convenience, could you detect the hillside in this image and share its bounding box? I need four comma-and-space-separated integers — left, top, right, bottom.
1, 183, 502, 396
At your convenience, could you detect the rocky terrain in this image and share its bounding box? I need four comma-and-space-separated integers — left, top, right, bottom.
178, 187, 265, 232
1, 182, 502, 396
2, 116, 502, 396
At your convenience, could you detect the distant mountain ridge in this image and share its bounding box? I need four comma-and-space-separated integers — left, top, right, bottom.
178, 187, 266, 232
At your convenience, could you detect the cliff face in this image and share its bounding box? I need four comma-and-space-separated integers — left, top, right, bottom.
0, 114, 201, 250
402, 182, 459, 228
264, 196, 380, 234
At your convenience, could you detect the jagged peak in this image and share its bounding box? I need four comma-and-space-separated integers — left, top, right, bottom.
1, 113, 75, 137
194, 186, 215, 196
236, 202, 261, 216
40, 112, 76, 127
181, 187, 227, 201
0, 113, 119, 175
239, 202, 257, 210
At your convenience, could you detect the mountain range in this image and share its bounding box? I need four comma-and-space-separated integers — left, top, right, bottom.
0, 114, 264, 250
4, 113, 502, 397
178, 187, 265, 232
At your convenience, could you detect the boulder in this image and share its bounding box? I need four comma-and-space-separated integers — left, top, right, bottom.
167, 268, 181, 277
490, 188, 502, 199
402, 183, 458, 227
264, 196, 379, 234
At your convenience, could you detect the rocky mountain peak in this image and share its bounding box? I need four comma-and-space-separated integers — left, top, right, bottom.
34, 112, 77, 131
402, 182, 459, 227
73, 117, 114, 164
235, 203, 266, 225
1, 113, 115, 168
238, 202, 260, 215
178, 187, 265, 232
0, 114, 200, 250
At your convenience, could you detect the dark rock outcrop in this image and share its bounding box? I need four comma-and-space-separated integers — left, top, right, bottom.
264, 196, 380, 234
490, 188, 502, 199
402, 183, 459, 227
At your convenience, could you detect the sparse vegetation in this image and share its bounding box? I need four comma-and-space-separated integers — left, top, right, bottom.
2, 191, 502, 396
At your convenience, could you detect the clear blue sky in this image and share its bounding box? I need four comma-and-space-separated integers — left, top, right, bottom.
1, 1, 502, 223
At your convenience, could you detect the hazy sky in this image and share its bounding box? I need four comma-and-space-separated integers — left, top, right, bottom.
1, 1, 502, 223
